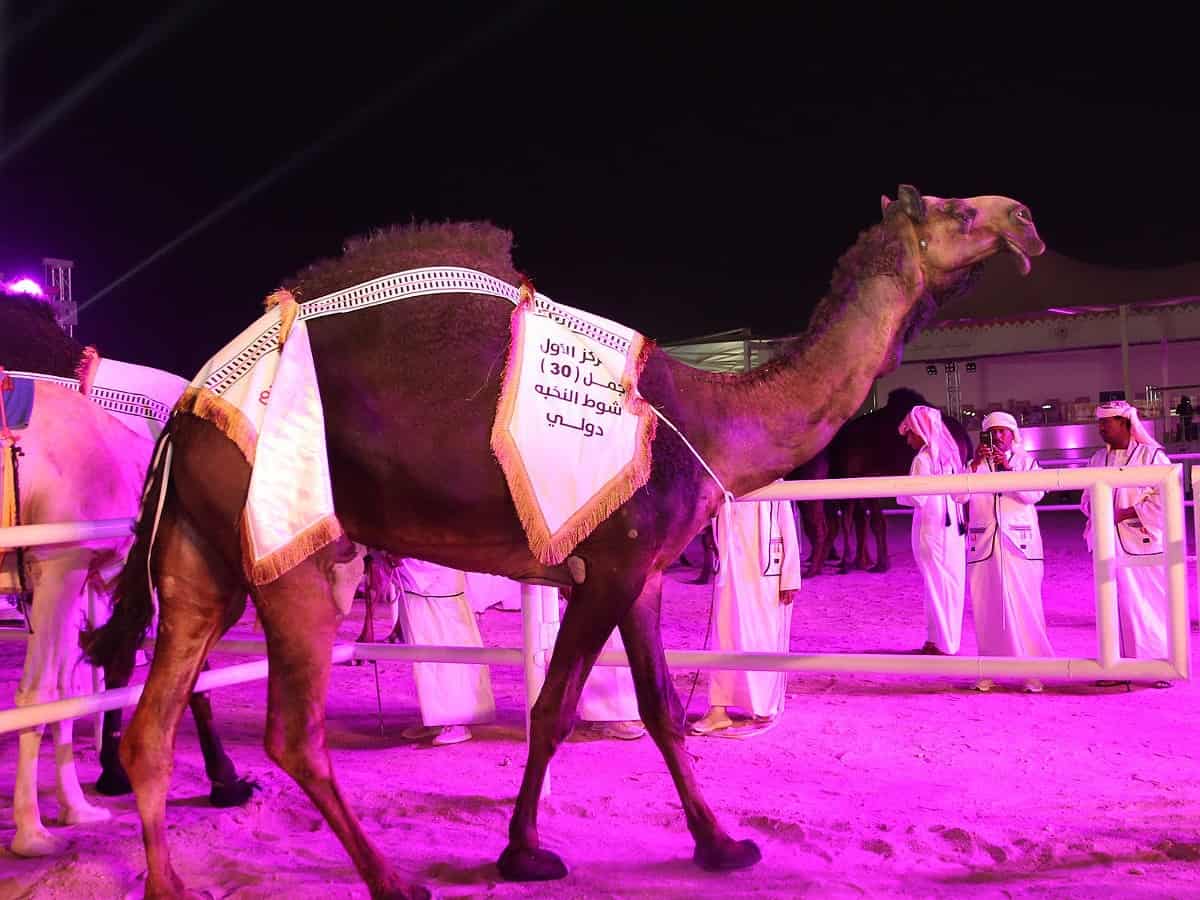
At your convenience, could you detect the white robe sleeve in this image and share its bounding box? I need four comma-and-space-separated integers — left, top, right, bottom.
1003, 454, 1045, 505
778, 500, 803, 593
1130, 446, 1169, 531
897, 451, 933, 510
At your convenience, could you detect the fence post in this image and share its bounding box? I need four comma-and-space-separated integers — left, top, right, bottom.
1090, 482, 1120, 670
520, 584, 555, 797
86, 584, 104, 752
1165, 466, 1190, 677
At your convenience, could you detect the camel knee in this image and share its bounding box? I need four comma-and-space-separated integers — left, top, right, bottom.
264, 726, 330, 783
118, 723, 170, 785
637, 691, 685, 740
528, 699, 573, 751
14, 680, 57, 709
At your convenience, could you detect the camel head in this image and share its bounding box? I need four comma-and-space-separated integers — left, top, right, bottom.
881, 185, 1045, 282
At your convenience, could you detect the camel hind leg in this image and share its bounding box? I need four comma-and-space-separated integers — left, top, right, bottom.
119, 508, 244, 898
253, 544, 428, 900
620, 571, 761, 871
10, 553, 110, 858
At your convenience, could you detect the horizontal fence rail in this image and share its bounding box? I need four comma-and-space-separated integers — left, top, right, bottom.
1, 463, 1192, 802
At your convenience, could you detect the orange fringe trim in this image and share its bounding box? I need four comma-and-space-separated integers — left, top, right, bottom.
242, 510, 345, 586
267, 290, 300, 348
75, 347, 101, 396
174, 386, 259, 465
177, 335, 342, 585
489, 298, 657, 566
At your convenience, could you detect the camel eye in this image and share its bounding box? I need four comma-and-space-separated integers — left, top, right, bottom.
1014, 207, 1031, 223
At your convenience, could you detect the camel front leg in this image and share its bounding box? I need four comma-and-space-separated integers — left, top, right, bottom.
799, 500, 829, 577
867, 499, 890, 573
620, 571, 761, 872
95, 708, 132, 796
354, 556, 375, 645
12, 722, 56, 857
51, 715, 111, 827
499, 583, 631, 881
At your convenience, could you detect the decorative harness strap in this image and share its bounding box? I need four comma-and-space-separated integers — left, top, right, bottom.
195, 267, 734, 503
5, 369, 173, 426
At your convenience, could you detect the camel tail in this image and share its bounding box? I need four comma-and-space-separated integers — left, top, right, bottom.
81, 424, 174, 685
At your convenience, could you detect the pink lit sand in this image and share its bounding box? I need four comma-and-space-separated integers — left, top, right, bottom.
2, 510, 1199, 897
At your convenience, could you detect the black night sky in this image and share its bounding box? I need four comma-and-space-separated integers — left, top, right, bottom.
2, 3, 1198, 376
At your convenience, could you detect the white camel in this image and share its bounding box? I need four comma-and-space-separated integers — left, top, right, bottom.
2, 378, 151, 855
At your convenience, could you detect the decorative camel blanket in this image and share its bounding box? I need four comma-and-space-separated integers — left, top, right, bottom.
4, 358, 186, 439
491, 291, 655, 565
176, 267, 656, 584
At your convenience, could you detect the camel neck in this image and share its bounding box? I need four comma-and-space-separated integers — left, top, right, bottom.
696, 272, 921, 498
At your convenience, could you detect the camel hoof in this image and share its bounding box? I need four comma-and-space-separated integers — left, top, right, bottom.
10, 826, 65, 857
693, 837, 762, 872
96, 765, 133, 796
58, 801, 112, 826
209, 776, 257, 808
497, 845, 568, 881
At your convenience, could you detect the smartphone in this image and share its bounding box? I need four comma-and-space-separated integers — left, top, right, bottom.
980, 431, 994, 449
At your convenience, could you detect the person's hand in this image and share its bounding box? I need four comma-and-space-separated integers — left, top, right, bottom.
989, 447, 1008, 471
780, 589, 797, 606
971, 444, 991, 468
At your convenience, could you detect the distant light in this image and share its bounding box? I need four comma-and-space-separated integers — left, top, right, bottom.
1041, 403, 1053, 409
1047, 307, 1078, 316
5, 277, 44, 296
965, 361, 977, 373
925, 365, 938, 376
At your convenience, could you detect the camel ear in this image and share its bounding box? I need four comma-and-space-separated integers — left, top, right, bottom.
895, 184, 926, 223
880, 195, 892, 214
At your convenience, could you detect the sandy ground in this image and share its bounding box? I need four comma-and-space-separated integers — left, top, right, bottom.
2, 509, 1200, 899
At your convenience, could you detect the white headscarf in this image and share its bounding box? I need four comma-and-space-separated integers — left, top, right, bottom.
899, 405, 962, 474
980, 410, 1020, 443
1096, 400, 1160, 448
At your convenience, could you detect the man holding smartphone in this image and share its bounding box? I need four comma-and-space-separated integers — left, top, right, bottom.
965, 411, 1052, 693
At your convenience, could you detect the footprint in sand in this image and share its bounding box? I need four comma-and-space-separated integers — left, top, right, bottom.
938, 827, 973, 854
861, 838, 894, 858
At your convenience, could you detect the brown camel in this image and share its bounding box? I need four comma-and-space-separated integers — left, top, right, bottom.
804, 387, 972, 575
85, 187, 1043, 899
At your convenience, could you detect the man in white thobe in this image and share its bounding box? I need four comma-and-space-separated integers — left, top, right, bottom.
376, 560, 645, 742
690, 492, 802, 737
380, 556, 496, 745
896, 405, 966, 655
464, 571, 522, 613
965, 411, 1052, 693
574, 626, 645, 740
1082, 401, 1172, 680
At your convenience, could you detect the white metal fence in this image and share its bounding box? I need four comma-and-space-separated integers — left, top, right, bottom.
0, 464, 1193, 791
